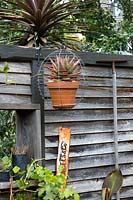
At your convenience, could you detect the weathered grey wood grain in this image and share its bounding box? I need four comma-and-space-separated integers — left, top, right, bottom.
0, 46, 132, 199
0, 85, 31, 95
45, 108, 133, 123
68, 164, 133, 182
0, 103, 40, 110
0, 45, 37, 59
76, 87, 133, 97
16, 110, 42, 161
0, 94, 31, 103
76, 50, 133, 65
45, 131, 133, 148
81, 66, 133, 78
0, 73, 31, 85
44, 85, 133, 98
45, 97, 133, 110
45, 141, 133, 160
0, 62, 31, 73
79, 187, 133, 200
79, 78, 133, 88
67, 176, 133, 194
45, 152, 133, 171
45, 119, 133, 136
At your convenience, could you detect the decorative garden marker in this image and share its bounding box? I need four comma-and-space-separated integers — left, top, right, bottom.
56, 127, 71, 189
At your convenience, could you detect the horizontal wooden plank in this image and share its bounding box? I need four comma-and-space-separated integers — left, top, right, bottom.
45, 97, 133, 110
44, 78, 133, 93
0, 62, 31, 73
44, 65, 133, 80
68, 164, 133, 182
44, 85, 133, 98
0, 45, 52, 60
45, 152, 133, 171
80, 77, 133, 88
79, 186, 133, 200
82, 66, 133, 78
45, 119, 133, 136
1, 45, 132, 66
0, 85, 31, 95
0, 180, 36, 190
0, 94, 31, 104
45, 108, 133, 123
0, 103, 40, 110
77, 50, 133, 66
77, 87, 133, 98
0, 73, 31, 85
45, 141, 133, 160
67, 176, 133, 194
45, 131, 133, 148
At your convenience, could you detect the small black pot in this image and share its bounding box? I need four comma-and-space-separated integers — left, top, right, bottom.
12, 154, 27, 180
0, 170, 10, 182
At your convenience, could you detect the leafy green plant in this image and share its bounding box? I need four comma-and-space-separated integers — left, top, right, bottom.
0, 110, 16, 158
13, 159, 80, 200
46, 55, 81, 81
0, 156, 11, 170
0, 0, 94, 47
0, 62, 9, 83
102, 168, 123, 200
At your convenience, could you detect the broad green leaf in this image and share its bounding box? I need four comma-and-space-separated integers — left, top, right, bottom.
12, 166, 20, 174
74, 192, 80, 200
102, 168, 123, 199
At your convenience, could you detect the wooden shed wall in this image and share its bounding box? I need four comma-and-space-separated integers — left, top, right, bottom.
0, 46, 132, 199
0, 61, 32, 104
44, 53, 133, 200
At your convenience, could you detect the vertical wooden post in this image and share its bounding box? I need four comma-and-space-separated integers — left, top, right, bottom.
16, 110, 42, 162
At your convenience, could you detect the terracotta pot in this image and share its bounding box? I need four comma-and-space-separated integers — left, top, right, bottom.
47, 80, 79, 108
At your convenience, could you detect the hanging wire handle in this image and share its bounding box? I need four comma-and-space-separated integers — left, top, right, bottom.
97, 59, 127, 200
112, 61, 119, 169
112, 61, 120, 200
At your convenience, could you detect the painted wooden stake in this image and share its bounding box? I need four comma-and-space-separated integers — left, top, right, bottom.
56, 127, 71, 187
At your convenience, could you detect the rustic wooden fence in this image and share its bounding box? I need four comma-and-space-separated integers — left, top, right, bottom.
0, 46, 132, 200
44, 51, 133, 200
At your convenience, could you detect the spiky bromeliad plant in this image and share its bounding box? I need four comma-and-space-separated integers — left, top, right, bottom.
46, 55, 81, 81
0, 0, 95, 47
45, 55, 81, 108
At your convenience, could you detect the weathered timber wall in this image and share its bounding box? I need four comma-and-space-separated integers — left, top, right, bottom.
0, 46, 43, 163
44, 51, 133, 200
0, 61, 32, 104
0, 46, 133, 199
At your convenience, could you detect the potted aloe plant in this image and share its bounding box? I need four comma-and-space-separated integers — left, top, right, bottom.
45, 55, 81, 108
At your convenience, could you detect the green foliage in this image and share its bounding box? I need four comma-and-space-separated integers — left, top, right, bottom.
102, 168, 123, 200
0, 0, 132, 53
76, 0, 133, 54
0, 0, 94, 47
81, 31, 129, 53
0, 110, 16, 158
13, 159, 80, 200
0, 62, 9, 83
115, 0, 133, 21
0, 155, 11, 170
